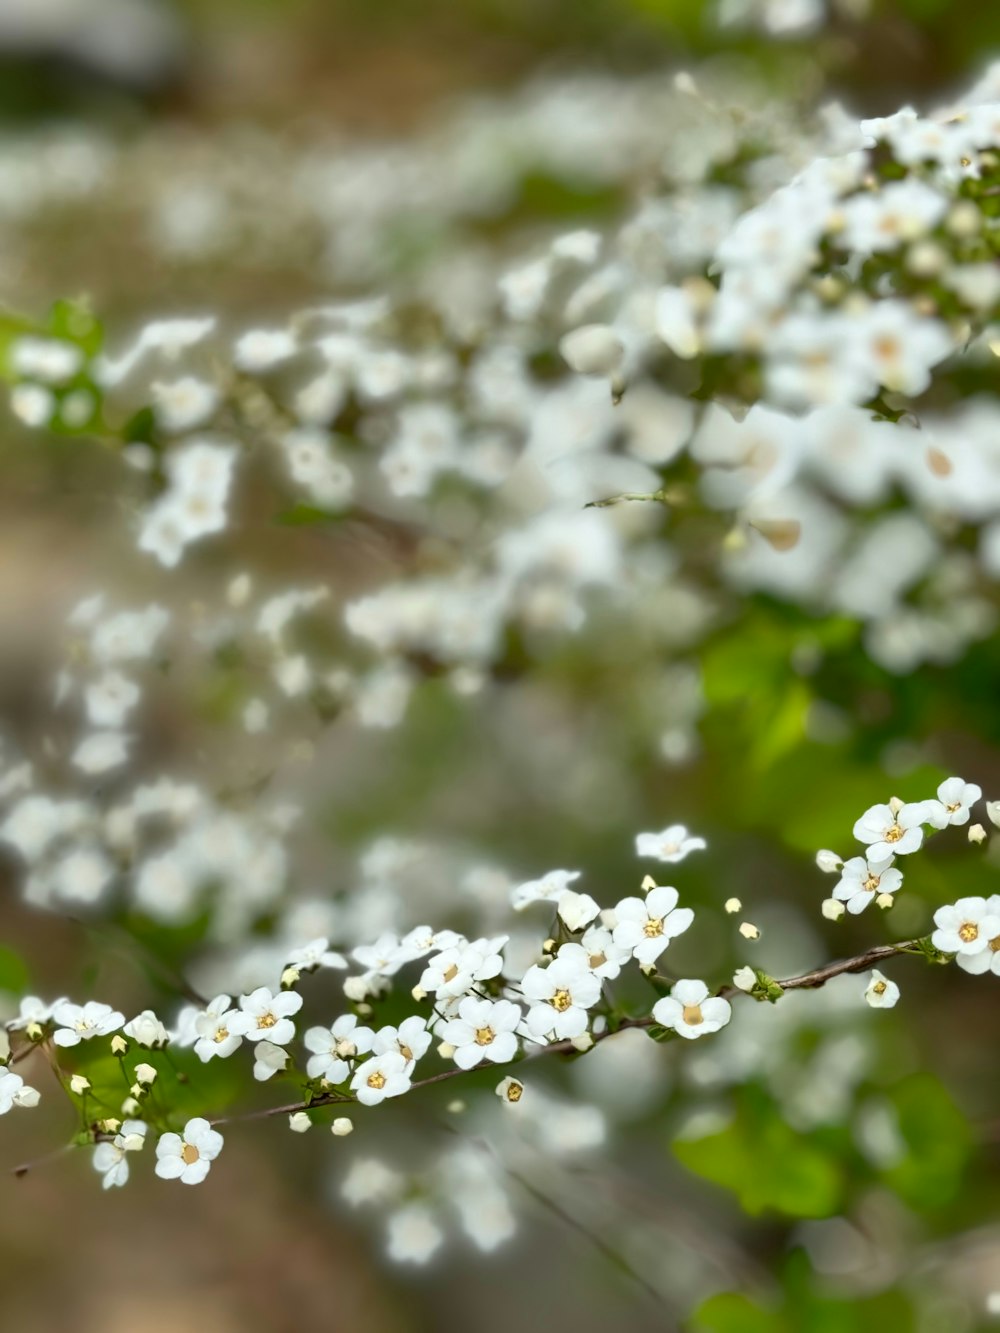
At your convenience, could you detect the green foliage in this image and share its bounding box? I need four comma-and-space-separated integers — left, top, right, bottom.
673, 1090, 842, 1218
0, 945, 30, 995
882, 1073, 972, 1209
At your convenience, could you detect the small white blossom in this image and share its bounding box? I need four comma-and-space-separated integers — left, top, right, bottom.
229, 987, 303, 1046
510, 869, 581, 910
155, 1117, 224, 1185
652, 979, 732, 1040
634, 825, 706, 863
350, 1050, 411, 1106
52, 1001, 125, 1047
612, 884, 694, 966
521, 953, 601, 1041
92, 1119, 147, 1188
832, 856, 903, 915
864, 970, 900, 1009
193, 995, 243, 1062
935, 776, 982, 826
123, 1010, 169, 1047
441, 998, 522, 1070
557, 889, 601, 932
0, 1067, 41, 1113
852, 801, 932, 859
253, 1041, 290, 1082
933, 897, 1000, 957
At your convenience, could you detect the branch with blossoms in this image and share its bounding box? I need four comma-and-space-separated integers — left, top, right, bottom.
4, 775, 996, 1195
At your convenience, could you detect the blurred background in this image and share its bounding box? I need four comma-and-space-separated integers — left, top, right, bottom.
3, 2, 1000, 1331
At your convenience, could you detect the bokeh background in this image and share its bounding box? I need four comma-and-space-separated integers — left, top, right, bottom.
3, 2, 1000, 1331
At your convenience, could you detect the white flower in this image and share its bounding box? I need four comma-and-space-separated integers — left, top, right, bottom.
229, 987, 303, 1046
51, 1001, 125, 1047
386, 1204, 443, 1264
0, 1067, 41, 1113
634, 825, 706, 863
815, 849, 843, 873
935, 776, 982, 826
304, 1014, 374, 1084
123, 1010, 169, 1047
11, 383, 54, 427
574, 927, 631, 980
151, 377, 219, 434
12, 335, 84, 384
521, 953, 601, 1041
72, 731, 131, 774
233, 328, 297, 373
611, 884, 694, 966
92, 1119, 147, 1188
253, 1041, 290, 1082
932, 897, 1000, 956
510, 869, 581, 910
84, 672, 140, 729
193, 995, 243, 1062
495, 1075, 524, 1106
852, 802, 931, 859
155, 1117, 224, 1185
372, 1017, 432, 1070
441, 998, 522, 1070
284, 937, 347, 972
419, 936, 506, 998
350, 1050, 411, 1106
652, 979, 732, 1040
957, 896, 1000, 975
832, 856, 903, 915
5, 995, 64, 1030
864, 970, 900, 1009
559, 324, 625, 377
556, 889, 600, 932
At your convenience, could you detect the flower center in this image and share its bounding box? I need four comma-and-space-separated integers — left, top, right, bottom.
474, 1026, 496, 1047
884, 825, 903, 843
506, 1082, 523, 1103
947, 802, 961, 813
213, 1026, 229, 1043
443, 964, 459, 983
872, 981, 887, 996
589, 952, 606, 969
399, 1044, 413, 1062
959, 922, 979, 943
181, 1143, 200, 1165
681, 1004, 704, 1026
643, 918, 664, 938
256, 1011, 277, 1029
550, 988, 572, 1013
367, 1071, 386, 1090
990, 935, 1000, 953
863, 873, 880, 892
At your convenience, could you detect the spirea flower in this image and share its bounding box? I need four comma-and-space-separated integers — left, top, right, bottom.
441, 998, 522, 1069
611, 884, 694, 965
51, 1001, 125, 1047
92, 1119, 147, 1188
350, 1051, 412, 1106
521, 952, 601, 1041
864, 970, 900, 1009
933, 897, 1000, 956
155, 1117, 224, 1185
229, 987, 303, 1046
634, 825, 707, 863
652, 979, 732, 1040
832, 856, 903, 915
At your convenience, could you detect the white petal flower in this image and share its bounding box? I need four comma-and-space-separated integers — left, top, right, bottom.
852, 802, 929, 859
510, 869, 581, 910
935, 776, 982, 826
557, 889, 601, 933
92, 1119, 147, 1189
0, 1067, 41, 1114
652, 979, 732, 1040
932, 897, 1000, 956
51, 1001, 125, 1047
611, 884, 695, 965
831, 856, 903, 915
350, 1050, 411, 1106
229, 987, 303, 1046
521, 951, 601, 1042
155, 1117, 224, 1185
634, 825, 706, 863
864, 970, 900, 1009
441, 998, 522, 1070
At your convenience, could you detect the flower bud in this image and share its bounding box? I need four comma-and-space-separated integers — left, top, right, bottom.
815, 849, 843, 874
738, 921, 760, 940
724, 897, 742, 914
280, 966, 301, 989
969, 822, 987, 845
134, 1063, 157, 1085
822, 898, 846, 921
875, 892, 895, 910
570, 1032, 594, 1052
69, 1074, 91, 1095
331, 1117, 354, 1136
558, 324, 625, 377
733, 966, 756, 992
110, 1034, 128, 1056
288, 1111, 311, 1133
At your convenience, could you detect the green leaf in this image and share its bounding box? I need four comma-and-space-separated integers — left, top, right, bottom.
882, 1073, 971, 1208
0, 945, 29, 994
673, 1092, 841, 1217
